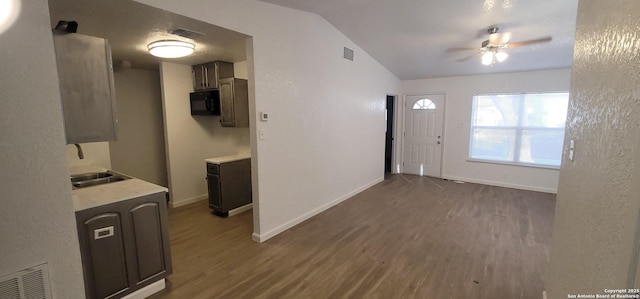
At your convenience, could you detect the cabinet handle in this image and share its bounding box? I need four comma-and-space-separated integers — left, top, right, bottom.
192, 70, 196, 89
201, 67, 205, 87
94, 226, 114, 240
205, 67, 209, 87
215, 64, 219, 87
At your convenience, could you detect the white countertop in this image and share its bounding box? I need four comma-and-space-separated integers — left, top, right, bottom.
205, 152, 251, 164
70, 165, 168, 211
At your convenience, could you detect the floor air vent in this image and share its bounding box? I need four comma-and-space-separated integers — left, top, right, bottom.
0, 264, 51, 299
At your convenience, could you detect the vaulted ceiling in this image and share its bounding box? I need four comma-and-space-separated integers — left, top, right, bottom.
48, 0, 579, 79
259, 0, 579, 79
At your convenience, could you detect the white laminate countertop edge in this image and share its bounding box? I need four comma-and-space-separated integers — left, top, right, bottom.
205, 152, 251, 164
70, 165, 168, 211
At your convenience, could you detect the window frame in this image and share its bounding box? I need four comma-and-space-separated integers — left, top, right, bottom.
467, 91, 569, 170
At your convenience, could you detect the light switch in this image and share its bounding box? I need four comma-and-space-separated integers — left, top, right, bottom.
259, 129, 266, 140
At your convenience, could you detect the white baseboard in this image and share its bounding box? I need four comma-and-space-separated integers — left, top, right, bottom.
442, 175, 557, 194
228, 203, 252, 217
170, 194, 207, 208
121, 279, 165, 299
252, 232, 261, 242
252, 177, 384, 243
543, 290, 547, 299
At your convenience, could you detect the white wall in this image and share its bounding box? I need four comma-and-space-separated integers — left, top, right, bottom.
0, 0, 85, 297
138, 0, 402, 241
234, 60, 248, 79
547, 0, 640, 296
65, 142, 112, 169
160, 62, 250, 207
402, 69, 572, 193
110, 67, 168, 187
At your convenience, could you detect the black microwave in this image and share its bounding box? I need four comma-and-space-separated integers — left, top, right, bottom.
190, 90, 220, 115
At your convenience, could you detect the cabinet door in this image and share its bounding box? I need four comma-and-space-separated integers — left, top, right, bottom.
203, 62, 218, 89
220, 159, 252, 211
214, 61, 235, 83
128, 201, 170, 285
53, 32, 118, 144
78, 212, 129, 299
192, 65, 205, 90
219, 78, 236, 127
207, 174, 223, 211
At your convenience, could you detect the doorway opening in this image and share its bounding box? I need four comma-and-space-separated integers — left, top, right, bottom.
385, 95, 395, 173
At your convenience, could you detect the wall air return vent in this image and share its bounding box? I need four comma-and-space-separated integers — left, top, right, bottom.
0, 264, 51, 299
343, 47, 354, 61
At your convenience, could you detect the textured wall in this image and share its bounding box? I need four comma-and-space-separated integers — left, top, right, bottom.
110, 67, 168, 187
0, 0, 85, 297
546, 0, 640, 297
136, 0, 402, 240
403, 69, 572, 193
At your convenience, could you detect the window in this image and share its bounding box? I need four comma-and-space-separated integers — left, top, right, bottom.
469, 92, 569, 168
413, 98, 436, 110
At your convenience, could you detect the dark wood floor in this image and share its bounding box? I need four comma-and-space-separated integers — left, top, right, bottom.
150, 174, 555, 299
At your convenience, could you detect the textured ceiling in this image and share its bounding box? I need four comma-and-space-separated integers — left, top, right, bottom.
47, 0, 248, 70
259, 0, 579, 79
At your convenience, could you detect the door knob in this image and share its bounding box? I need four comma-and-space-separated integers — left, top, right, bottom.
437, 141, 441, 144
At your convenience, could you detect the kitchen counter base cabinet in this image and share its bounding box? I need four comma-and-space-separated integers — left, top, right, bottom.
207, 159, 252, 216
76, 192, 172, 299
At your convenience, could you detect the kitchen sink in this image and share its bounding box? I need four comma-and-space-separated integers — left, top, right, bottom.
71, 171, 131, 189
71, 171, 114, 183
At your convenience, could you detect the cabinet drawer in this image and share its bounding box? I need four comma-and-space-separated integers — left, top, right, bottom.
207, 163, 219, 175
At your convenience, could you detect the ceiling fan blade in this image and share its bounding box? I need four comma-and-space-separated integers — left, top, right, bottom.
446, 47, 478, 53
456, 53, 480, 62
507, 36, 552, 48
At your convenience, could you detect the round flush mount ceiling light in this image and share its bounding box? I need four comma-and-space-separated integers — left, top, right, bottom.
147, 40, 195, 58
0, 0, 21, 35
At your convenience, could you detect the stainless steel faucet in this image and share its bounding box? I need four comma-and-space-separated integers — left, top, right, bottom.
74, 143, 84, 159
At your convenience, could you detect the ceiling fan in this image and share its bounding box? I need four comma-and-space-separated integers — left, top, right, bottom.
447, 26, 552, 66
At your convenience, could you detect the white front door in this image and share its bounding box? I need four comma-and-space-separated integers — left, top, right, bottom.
403, 94, 445, 177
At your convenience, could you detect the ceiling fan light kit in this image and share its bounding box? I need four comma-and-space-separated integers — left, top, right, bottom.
448, 26, 552, 67
148, 40, 195, 58
481, 51, 494, 65
481, 49, 508, 66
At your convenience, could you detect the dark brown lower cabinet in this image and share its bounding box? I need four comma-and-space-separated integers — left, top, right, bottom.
206, 159, 252, 215
76, 192, 172, 299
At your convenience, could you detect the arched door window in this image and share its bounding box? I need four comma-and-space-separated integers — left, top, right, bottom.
412, 98, 436, 110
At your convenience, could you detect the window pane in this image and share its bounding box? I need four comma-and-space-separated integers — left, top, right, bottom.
473, 95, 520, 127
523, 93, 569, 128
413, 99, 436, 110
470, 128, 516, 161
519, 129, 565, 166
